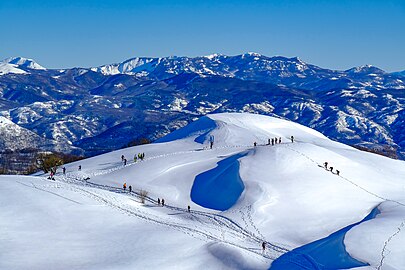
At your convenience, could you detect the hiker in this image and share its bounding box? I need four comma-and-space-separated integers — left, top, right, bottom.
209, 135, 214, 149
134, 156, 137, 162
121, 155, 124, 161
291, 136, 294, 143
268, 138, 271, 145
336, 170, 340, 176
62, 167, 66, 175
123, 182, 127, 191
324, 162, 328, 169
279, 137, 282, 143
142, 153, 145, 160
188, 205, 191, 212
157, 198, 161, 205
78, 165, 81, 171
271, 138, 274, 146
124, 158, 127, 166
262, 242, 266, 252
330, 167, 334, 172
275, 137, 278, 144
254, 142, 257, 147
129, 185, 132, 192
161, 198, 165, 206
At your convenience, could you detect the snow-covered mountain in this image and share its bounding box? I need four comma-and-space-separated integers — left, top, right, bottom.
1, 113, 404, 269
3, 56, 46, 70
0, 54, 404, 165
0, 57, 46, 76
0, 116, 77, 153
92, 53, 405, 90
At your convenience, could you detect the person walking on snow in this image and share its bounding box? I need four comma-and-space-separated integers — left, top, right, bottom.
123, 183, 127, 191
262, 242, 266, 252
188, 205, 191, 212
121, 155, 124, 161
324, 162, 328, 169
254, 142, 257, 147
329, 167, 334, 172
161, 198, 165, 206
124, 158, 127, 166
158, 198, 161, 205
78, 165, 81, 171
209, 135, 214, 149
129, 185, 132, 192
271, 138, 274, 146
63, 167, 66, 175
336, 170, 340, 176
291, 136, 294, 143
279, 137, 282, 143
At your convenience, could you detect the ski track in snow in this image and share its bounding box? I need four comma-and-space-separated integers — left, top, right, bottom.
377, 220, 405, 270
48, 172, 289, 261
279, 143, 405, 269
281, 144, 405, 208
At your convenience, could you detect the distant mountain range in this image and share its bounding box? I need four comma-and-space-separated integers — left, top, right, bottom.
0, 53, 404, 160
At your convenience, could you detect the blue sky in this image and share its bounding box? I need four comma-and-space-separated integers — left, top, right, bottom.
1, 0, 404, 71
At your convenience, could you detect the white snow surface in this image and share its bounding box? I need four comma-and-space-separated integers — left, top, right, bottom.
0, 62, 27, 75
2, 56, 46, 70
1, 113, 404, 270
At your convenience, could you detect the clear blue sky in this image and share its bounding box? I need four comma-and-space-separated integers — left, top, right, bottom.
1, 0, 404, 71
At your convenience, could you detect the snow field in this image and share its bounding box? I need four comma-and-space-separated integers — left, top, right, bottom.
2, 112, 405, 269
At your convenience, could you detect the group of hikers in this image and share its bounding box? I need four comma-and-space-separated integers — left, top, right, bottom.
324, 162, 340, 176
134, 153, 145, 162
157, 198, 165, 206
120, 152, 146, 166
122, 182, 133, 193
47, 165, 70, 179
253, 135, 295, 147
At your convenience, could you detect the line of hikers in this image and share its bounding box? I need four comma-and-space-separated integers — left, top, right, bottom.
254, 135, 295, 147
323, 162, 340, 176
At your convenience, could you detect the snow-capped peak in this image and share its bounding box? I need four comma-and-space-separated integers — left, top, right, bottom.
346, 64, 385, 74
244, 52, 262, 57
203, 53, 224, 60
2, 56, 46, 70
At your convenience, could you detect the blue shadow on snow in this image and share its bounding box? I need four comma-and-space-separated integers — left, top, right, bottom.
156, 116, 217, 144
191, 151, 248, 211
270, 206, 380, 270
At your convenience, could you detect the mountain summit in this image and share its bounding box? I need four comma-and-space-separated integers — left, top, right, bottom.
2, 56, 46, 70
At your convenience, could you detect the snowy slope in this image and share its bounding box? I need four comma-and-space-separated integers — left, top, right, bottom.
0, 62, 27, 75
2, 113, 405, 269
0, 57, 45, 76
2, 56, 46, 70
